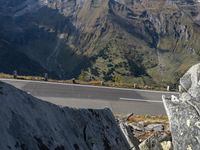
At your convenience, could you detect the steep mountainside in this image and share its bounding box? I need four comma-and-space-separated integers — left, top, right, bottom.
0, 0, 200, 86
0, 81, 130, 150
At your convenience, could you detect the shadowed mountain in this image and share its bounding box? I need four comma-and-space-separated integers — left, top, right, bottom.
0, 0, 200, 85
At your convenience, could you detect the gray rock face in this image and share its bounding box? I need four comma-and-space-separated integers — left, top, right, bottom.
0, 82, 130, 150
129, 123, 145, 132
145, 124, 164, 132
119, 122, 140, 150
163, 63, 200, 150
139, 135, 163, 150
180, 63, 200, 98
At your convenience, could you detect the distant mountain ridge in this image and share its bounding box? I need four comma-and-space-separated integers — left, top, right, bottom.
0, 0, 200, 86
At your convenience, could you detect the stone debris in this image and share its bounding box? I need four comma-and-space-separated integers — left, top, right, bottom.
138, 135, 163, 150
126, 113, 134, 121
160, 141, 173, 150
145, 124, 164, 132
119, 122, 140, 150
116, 114, 171, 150
129, 123, 145, 132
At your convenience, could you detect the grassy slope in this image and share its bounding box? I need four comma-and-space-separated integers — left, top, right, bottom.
79, 0, 200, 87
0, 0, 200, 87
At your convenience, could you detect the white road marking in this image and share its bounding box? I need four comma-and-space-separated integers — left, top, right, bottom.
120, 98, 163, 103
0, 78, 178, 94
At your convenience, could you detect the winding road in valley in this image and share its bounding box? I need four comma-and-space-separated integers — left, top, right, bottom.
0, 78, 178, 114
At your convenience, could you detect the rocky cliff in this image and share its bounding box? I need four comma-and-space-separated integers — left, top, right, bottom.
1, 0, 200, 86
0, 81, 130, 150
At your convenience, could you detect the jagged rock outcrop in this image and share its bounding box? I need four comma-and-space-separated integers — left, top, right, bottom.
0, 81, 130, 150
163, 63, 200, 149
119, 122, 140, 150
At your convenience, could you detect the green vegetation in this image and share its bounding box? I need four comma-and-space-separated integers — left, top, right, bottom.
0, 0, 200, 88
0, 72, 168, 91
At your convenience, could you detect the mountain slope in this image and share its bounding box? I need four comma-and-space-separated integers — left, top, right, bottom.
0, 0, 200, 86
0, 81, 130, 150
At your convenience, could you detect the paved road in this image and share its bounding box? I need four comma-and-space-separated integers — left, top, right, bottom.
0, 78, 178, 114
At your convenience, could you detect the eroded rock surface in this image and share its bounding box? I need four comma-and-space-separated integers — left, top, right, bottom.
163, 63, 200, 150
139, 135, 163, 150
119, 122, 140, 150
0, 82, 130, 150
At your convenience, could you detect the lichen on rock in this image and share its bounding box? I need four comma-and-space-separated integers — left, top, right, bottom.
163, 63, 200, 149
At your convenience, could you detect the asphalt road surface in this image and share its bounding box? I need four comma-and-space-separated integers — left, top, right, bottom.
0, 78, 178, 114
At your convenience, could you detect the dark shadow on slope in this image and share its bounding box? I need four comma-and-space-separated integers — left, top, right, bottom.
0, 6, 91, 79
128, 61, 147, 77
0, 48, 52, 77
108, 0, 155, 47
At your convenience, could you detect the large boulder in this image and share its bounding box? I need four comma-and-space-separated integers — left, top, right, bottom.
163, 63, 200, 149
0, 81, 130, 150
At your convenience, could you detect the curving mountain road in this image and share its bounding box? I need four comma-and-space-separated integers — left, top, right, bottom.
0, 78, 178, 114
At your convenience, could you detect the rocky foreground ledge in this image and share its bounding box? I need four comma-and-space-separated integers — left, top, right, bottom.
0, 82, 130, 150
